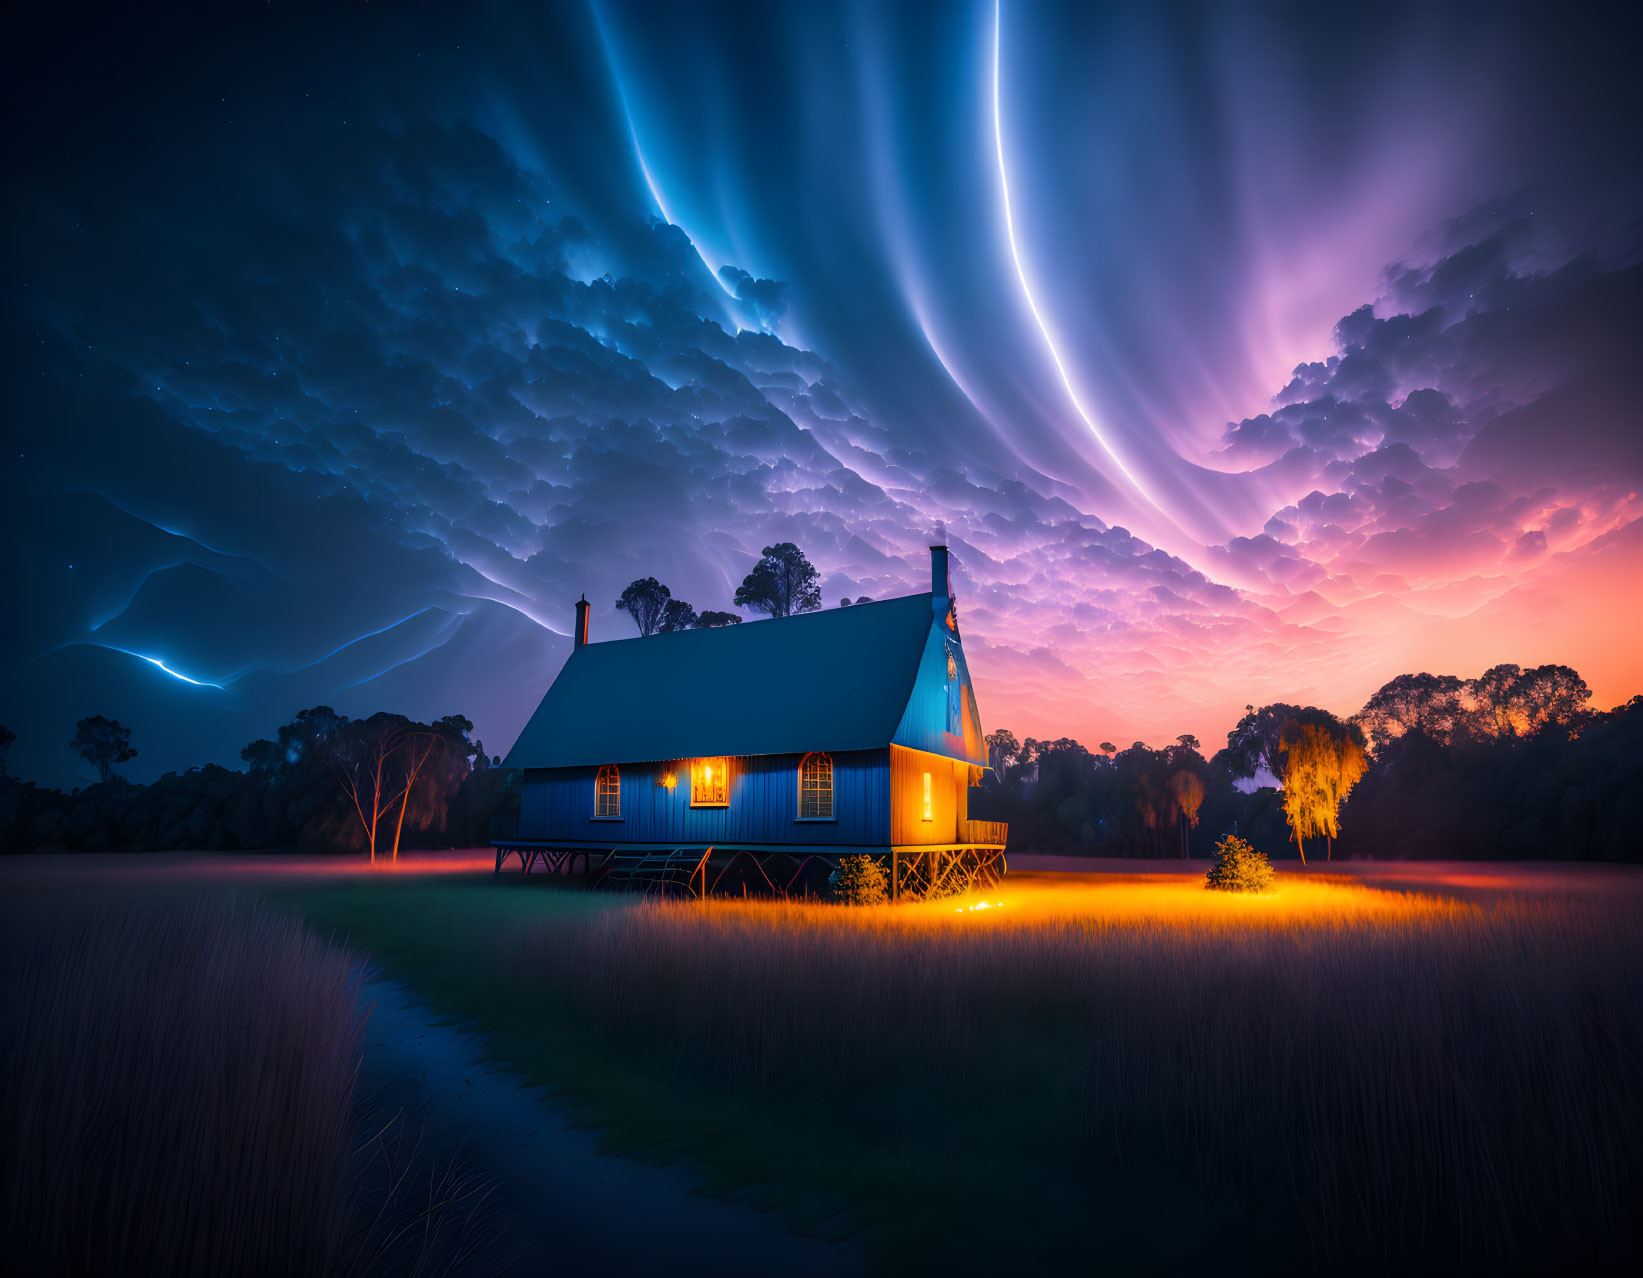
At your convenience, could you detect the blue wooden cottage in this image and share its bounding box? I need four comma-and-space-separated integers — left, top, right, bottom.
496, 546, 1007, 897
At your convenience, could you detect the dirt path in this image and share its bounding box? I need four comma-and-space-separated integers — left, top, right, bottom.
356, 976, 864, 1277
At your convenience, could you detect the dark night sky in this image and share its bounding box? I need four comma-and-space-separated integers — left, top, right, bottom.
3, 1, 1640, 786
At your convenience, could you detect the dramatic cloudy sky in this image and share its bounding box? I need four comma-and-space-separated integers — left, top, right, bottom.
3, 1, 1640, 785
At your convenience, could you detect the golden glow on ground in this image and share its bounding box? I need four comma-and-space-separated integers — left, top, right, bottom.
664, 869, 1471, 942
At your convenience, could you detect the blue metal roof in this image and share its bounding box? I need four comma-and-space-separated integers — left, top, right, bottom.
504, 593, 941, 769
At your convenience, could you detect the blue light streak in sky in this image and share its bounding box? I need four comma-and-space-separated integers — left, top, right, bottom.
990, 0, 1167, 522
590, 3, 744, 321
275, 606, 443, 674
61, 643, 229, 690
135, 654, 223, 688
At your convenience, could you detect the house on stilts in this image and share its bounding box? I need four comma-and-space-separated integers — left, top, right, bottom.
494, 545, 1006, 898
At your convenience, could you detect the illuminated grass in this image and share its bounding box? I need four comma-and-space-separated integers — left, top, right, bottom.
285, 870, 1643, 1274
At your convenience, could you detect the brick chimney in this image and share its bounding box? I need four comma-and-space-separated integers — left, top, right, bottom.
573, 595, 590, 648
930, 544, 950, 604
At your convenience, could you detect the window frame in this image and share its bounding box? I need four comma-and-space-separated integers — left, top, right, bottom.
592, 764, 622, 820
922, 770, 934, 822
797, 751, 835, 821
690, 756, 730, 807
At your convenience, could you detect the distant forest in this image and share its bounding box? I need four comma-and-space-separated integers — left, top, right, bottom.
0, 661, 1638, 860
973, 664, 1641, 862
0, 709, 514, 858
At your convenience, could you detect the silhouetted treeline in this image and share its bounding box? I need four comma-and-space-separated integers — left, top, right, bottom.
972, 665, 1643, 861
2, 662, 1638, 860
0, 708, 518, 854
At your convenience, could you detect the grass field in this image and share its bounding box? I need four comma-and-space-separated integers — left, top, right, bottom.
1, 884, 499, 1277
274, 866, 1643, 1275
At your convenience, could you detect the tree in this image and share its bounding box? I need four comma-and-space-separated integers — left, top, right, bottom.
734, 543, 822, 618
329, 712, 482, 863
657, 598, 698, 633
240, 738, 281, 772
695, 610, 742, 628
1319, 732, 1370, 859
1131, 759, 1173, 854
1278, 720, 1369, 863
384, 715, 475, 863
1225, 703, 1350, 782
1175, 734, 1201, 753
277, 706, 346, 767
331, 713, 414, 863
1099, 742, 1116, 758
70, 716, 137, 783
1357, 672, 1469, 750
985, 729, 1029, 786
1168, 769, 1205, 856
0, 724, 14, 777
1502, 664, 1591, 737
616, 577, 672, 637
1471, 663, 1534, 738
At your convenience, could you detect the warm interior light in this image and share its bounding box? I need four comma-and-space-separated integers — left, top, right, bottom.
691, 757, 729, 804
922, 771, 933, 821
661, 771, 677, 790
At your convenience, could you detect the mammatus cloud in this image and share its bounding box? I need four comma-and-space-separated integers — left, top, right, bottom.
2, 3, 1638, 785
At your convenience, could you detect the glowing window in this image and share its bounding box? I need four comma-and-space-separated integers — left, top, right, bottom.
946, 651, 957, 681
922, 771, 933, 821
691, 757, 729, 806
595, 764, 620, 817
800, 752, 834, 819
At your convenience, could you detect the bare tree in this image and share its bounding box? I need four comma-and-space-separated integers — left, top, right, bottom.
384, 716, 475, 862
331, 714, 414, 863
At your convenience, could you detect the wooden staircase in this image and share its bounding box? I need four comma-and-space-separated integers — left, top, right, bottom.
598, 846, 714, 897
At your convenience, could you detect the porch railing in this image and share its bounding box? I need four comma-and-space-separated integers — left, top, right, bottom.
958, 819, 1008, 847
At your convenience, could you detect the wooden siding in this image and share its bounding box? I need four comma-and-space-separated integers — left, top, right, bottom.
889, 621, 987, 765
888, 745, 973, 845
519, 749, 890, 846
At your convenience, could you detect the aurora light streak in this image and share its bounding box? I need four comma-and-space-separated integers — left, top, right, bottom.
0, 0, 1637, 786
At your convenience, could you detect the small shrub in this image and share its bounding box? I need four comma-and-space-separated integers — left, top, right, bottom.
1205, 834, 1274, 893
832, 853, 888, 905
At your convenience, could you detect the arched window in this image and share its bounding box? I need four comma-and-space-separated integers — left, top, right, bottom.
595, 764, 620, 817
799, 752, 834, 819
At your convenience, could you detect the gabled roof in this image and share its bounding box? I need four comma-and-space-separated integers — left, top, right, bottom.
504, 593, 939, 769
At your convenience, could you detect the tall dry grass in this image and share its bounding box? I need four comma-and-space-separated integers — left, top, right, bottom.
500, 875, 1643, 1272
2, 893, 363, 1268
2, 893, 366, 1276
